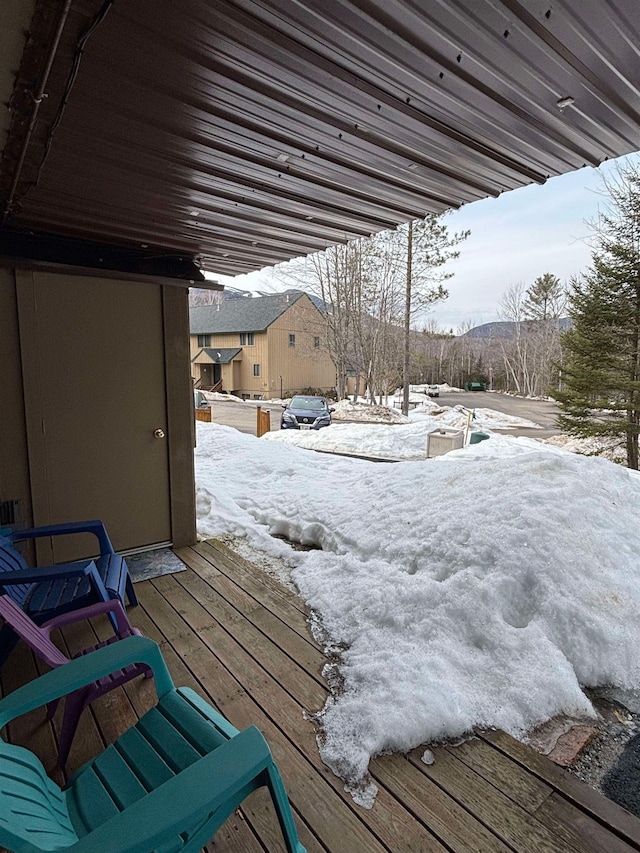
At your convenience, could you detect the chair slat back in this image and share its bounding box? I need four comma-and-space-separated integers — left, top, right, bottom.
0, 740, 78, 853
0, 596, 68, 668
0, 537, 26, 571
0, 537, 31, 606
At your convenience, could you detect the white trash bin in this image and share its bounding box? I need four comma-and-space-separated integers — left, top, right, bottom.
426, 427, 464, 458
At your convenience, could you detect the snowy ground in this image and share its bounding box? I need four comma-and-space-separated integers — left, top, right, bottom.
266, 398, 542, 460
545, 433, 628, 465
194, 418, 640, 807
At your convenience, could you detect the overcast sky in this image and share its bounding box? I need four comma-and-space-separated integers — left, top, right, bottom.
206, 150, 640, 333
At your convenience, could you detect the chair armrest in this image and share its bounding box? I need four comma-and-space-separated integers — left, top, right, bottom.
0, 560, 110, 606
0, 636, 173, 730
12, 520, 115, 555
0, 560, 98, 585
178, 687, 240, 739
68, 726, 272, 853
40, 599, 134, 638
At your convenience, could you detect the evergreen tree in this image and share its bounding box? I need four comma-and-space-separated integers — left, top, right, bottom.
523, 273, 565, 320
556, 162, 640, 468
523, 273, 566, 394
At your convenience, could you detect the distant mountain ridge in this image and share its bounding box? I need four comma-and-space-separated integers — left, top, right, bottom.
463, 318, 572, 339
189, 285, 328, 312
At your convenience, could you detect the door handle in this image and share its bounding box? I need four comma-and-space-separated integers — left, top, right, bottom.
153, 428, 165, 439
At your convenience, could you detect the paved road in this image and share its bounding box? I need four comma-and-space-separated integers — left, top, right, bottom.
438, 391, 561, 439
204, 393, 561, 439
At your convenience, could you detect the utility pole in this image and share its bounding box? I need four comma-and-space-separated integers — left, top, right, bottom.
402, 220, 413, 416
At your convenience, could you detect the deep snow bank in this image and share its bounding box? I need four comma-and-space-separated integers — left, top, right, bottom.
195, 423, 640, 803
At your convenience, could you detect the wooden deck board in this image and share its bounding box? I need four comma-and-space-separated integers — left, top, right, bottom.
139, 576, 390, 853
2, 539, 640, 853
408, 745, 618, 853
167, 554, 449, 853
443, 735, 553, 813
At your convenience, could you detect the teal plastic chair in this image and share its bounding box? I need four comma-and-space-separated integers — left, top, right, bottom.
0, 636, 306, 853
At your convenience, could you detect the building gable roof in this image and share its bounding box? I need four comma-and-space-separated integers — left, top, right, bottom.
190, 292, 306, 334
191, 347, 242, 364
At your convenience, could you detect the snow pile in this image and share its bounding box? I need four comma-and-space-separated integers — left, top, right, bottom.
200, 390, 245, 403
331, 400, 409, 424
545, 433, 627, 464
266, 420, 427, 459
410, 403, 541, 431
265, 402, 542, 459
195, 423, 640, 804
463, 406, 542, 430
404, 383, 463, 395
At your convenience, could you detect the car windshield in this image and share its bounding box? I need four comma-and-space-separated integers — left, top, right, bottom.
290, 396, 327, 411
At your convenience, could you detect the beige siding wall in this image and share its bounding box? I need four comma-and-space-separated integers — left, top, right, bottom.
1, 267, 196, 555
267, 296, 335, 397
220, 360, 243, 390
237, 331, 269, 396
190, 331, 243, 359
190, 330, 269, 397
0, 268, 33, 531
232, 360, 243, 391
190, 295, 335, 398
161, 286, 197, 548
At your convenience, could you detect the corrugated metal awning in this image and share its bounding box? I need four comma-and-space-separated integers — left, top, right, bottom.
1, 0, 639, 277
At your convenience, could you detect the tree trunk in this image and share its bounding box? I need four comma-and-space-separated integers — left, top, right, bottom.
402, 221, 413, 416
352, 374, 360, 403
627, 412, 639, 469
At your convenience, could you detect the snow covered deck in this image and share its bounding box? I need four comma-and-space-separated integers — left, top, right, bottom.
2, 539, 640, 853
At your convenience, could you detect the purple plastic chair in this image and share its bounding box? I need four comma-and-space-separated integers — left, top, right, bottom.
0, 594, 151, 767
0, 519, 138, 667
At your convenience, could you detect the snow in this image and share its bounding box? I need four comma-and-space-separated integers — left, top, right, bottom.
545, 433, 627, 465
332, 399, 409, 424
199, 389, 245, 403
263, 400, 542, 460
194, 420, 640, 806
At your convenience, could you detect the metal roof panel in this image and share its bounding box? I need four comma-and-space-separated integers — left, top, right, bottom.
2, 0, 639, 276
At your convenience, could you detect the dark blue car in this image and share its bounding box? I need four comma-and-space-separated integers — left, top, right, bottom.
281, 395, 335, 430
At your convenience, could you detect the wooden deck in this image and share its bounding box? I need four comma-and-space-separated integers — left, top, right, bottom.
2, 538, 640, 853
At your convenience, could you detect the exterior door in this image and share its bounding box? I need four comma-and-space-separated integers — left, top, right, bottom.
18, 271, 172, 561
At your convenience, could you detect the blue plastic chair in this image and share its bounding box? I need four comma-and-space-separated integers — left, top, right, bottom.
0, 520, 137, 665
0, 635, 306, 853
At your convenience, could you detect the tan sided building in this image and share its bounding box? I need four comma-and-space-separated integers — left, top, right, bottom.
190, 293, 336, 399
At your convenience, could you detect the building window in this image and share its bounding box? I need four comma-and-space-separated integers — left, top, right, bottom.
253, 363, 261, 376
253, 394, 263, 400
197, 334, 211, 347
289, 334, 296, 347
240, 332, 255, 345
314, 336, 320, 348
